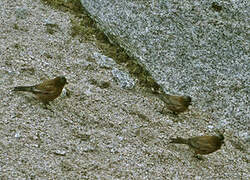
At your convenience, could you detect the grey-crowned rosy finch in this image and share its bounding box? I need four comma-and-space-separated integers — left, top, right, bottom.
170, 133, 224, 158
159, 94, 192, 115
13, 76, 68, 105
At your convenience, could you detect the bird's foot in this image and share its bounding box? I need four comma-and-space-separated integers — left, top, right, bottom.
194, 154, 204, 160
42, 103, 54, 112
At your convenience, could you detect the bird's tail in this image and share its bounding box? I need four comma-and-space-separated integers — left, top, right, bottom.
13, 86, 34, 92
170, 137, 189, 144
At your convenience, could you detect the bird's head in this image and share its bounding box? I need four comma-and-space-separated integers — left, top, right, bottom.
218, 133, 225, 145
55, 76, 68, 86
183, 96, 192, 106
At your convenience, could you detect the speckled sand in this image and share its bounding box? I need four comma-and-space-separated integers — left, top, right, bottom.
0, 0, 248, 179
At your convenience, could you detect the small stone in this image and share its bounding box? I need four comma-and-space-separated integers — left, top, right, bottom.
15, 8, 30, 19
15, 132, 21, 138
93, 52, 116, 68
53, 150, 67, 156
112, 68, 135, 89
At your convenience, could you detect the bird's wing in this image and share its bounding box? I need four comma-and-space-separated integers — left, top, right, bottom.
189, 137, 214, 150
33, 83, 56, 94
169, 96, 183, 105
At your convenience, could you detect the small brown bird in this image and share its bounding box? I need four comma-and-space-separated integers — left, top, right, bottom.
170, 134, 224, 158
159, 94, 192, 115
13, 76, 68, 105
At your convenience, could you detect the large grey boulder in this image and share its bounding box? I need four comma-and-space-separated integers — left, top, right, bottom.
80, 0, 249, 134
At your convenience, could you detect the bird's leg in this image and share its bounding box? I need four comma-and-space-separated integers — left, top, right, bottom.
42, 102, 49, 108
159, 106, 166, 114
194, 154, 203, 160
171, 111, 178, 116
159, 106, 179, 117
42, 102, 53, 112
159, 106, 170, 115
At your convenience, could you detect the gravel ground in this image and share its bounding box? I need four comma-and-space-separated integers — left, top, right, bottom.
0, 0, 248, 179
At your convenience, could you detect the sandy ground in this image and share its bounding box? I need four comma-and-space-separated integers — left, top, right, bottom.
0, 0, 248, 179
